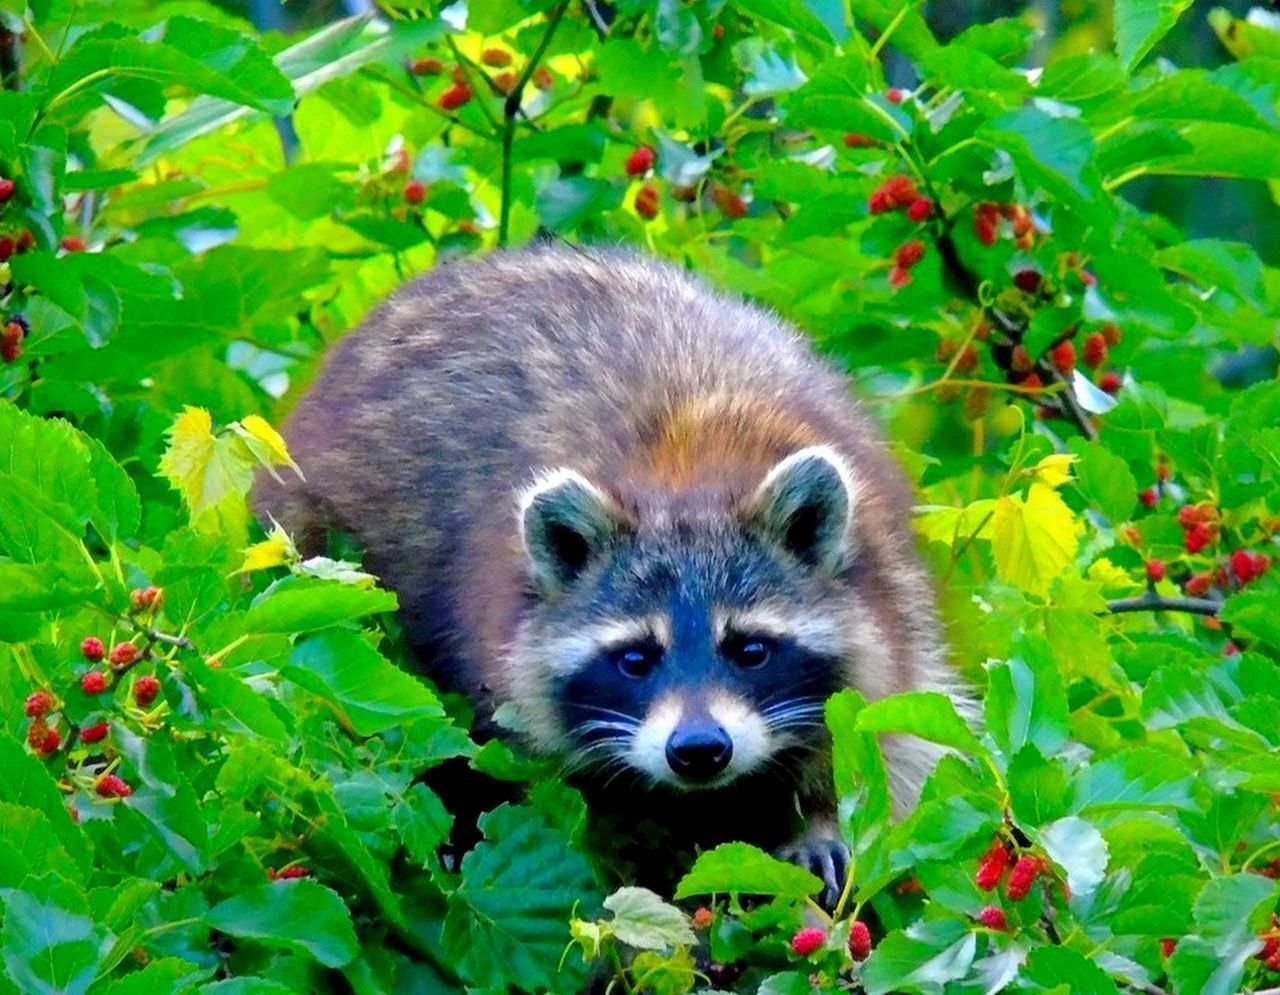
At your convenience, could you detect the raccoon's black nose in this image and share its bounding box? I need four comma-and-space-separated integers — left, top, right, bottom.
666, 721, 733, 782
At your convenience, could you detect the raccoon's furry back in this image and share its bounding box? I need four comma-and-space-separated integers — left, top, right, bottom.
255, 246, 963, 802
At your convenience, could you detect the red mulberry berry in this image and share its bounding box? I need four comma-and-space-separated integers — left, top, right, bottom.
692, 906, 714, 929
481, 47, 512, 68
1005, 856, 1041, 900
81, 636, 105, 662
894, 239, 925, 268
977, 906, 1007, 930
1099, 371, 1122, 394
1020, 373, 1042, 392
1160, 938, 1176, 958
278, 865, 311, 879
1138, 487, 1158, 509
1083, 332, 1107, 368
25, 690, 53, 718
0, 237, 13, 262
438, 83, 472, 111
974, 202, 1000, 245
849, 920, 872, 960
843, 133, 877, 148
532, 67, 555, 90
905, 197, 933, 222
60, 235, 86, 252
885, 88, 904, 104
1014, 269, 1042, 294
868, 190, 893, 214
882, 175, 919, 207
31, 724, 61, 756
110, 641, 137, 666
134, 675, 161, 707
81, 671, 108, 694
1050, 340, 1076, 373
625, 146, 655, 177
635, 184, 660, 220
0, 177, 14, 202
1145, 559, 1165, 583
81, 721, 109, 744
404, 179, 426, 205
490, 70, 517, 95
1184, 523, 1213, 554
410, 56, 444, 76
1185, 572, 1213, 596
975, 840, 1009, 891
1101, 323, 1122, 346
790, 926, 826, 957
96, 774, 133, 798
889, 266, 912, 289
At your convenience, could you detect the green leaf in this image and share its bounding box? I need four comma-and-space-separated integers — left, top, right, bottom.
979, 109, 1103, 219
204, 880, 358, 969
1114, 0, 1194, 71
442, 804, 597, 991
0, 804, 83, 890
674, 843, 822, 900
1192, 874, 1278, 955
1167, 935, 1256, 995
1037, 816, 1108, 898
984, 639, 1069, 758
1220, 591, 1280, 650
733, 0, 837, 42
827, 690, 891, 858
0, 738, 89, 876
1020, 944, 1119, 994
1069, 440, 1138, 523
861, 919, 977, 995
602, 888, 696, 951
1073, 748, 1195, 813
0, 874, 105, 995
787, 54, 898, 141
991, 483, 1081, 598
284, 630, 442, 736
1007, 745, 1072, 828
854, 691, 983, 755
242, 577, 397, 633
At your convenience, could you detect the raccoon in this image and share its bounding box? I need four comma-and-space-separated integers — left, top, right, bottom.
254, 245, 968, 900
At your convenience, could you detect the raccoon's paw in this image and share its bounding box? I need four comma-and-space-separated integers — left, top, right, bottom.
778, 828, 850, 910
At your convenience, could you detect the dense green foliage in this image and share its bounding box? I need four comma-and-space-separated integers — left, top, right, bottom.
1, 1, 1279, 992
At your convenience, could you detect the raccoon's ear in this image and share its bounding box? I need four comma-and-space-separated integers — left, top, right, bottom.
519, 469, 627, 596
745, 446, 858, 574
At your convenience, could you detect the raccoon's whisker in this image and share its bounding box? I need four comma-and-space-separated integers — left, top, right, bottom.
574, 704, 644, 726
576, 719, 640, 737
760, 695, 830, 719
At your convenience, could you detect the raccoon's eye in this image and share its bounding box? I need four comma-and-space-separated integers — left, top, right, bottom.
613, 642, 662, 679
723, 635, 773, 670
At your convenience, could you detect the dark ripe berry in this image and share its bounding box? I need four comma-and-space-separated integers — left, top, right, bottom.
711, 185, 747, 219
1146, 559, 1166, 583
438, 82, 472, 111
1005, 856, 1042, 900
81, 636, 105, 661
1185, 571, 1213, 596
24, 690, 53, 718
110, 641, 138, 666
532, 67, 555, 90
1050, 340, 1076, 374
134, 675, 161, 707
790, 926, 826, 957
886, 88, 904, 103
0, 236, 13, 262
1138, 487, 1158, 509
490, 70, 517, 95
1, 326, 22, 362
1010, 345, 1033, 373
1184, 523, 1213, 554
977, 906, 1007, 930
975, 840, 1010, 891
905, 197, 933, 222
1014, 269, 1042, 294
868, 189, 893, 214
410, 56, 444, 76
889, 265, 912, 289
843, 133, 877, 148
956, 346, 979, 374
403, 179, 426, 205
1259, 936, 1279, 963
60, 235, 86, 252
849, 920, 872, 960
0, 177, 15, 202
894, 239, 925, 268
481, 47, 512, 67
692, 907, 714, 929
1160, 938, 1176, 958
15, 228, 34, 251
1099, 371, 1122, 394
1101, 323, 1122, 346
625, 145, 655, 177
635, 184, 660, 220
96, 773, 133, 798
81, 671, 108, 694
81, 721, 109, 744
1083, 332, 1108, 368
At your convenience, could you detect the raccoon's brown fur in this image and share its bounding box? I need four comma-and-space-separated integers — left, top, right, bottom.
255, 245, 968, 891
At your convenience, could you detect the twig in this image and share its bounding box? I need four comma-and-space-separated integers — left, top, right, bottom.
498, 0, 570, 246
0, 26, 19, 90
1104, 591, 1220, 617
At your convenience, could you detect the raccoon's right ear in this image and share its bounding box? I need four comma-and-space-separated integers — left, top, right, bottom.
519, 469, 628, 596
744, 445, 858, 575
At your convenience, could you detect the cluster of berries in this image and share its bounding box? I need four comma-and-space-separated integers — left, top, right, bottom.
22, 586, 171, 806
974, 202, 1037, 248
410, 49, 555, 113
970, 839, 1050, 931
867, 174, 932, 222
623, 145, 747, 223
788, 919, 872, 961
0, 175, 39, 283
1257, 916, 1280, 973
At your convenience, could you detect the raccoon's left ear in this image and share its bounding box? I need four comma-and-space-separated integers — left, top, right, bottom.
744, 446, 858, 574
519, 469, 629, 596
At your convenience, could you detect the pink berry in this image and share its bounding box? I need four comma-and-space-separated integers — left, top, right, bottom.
978, 905, 1007, 930
790, 926, 826, 957
134, 675, 161, 707
80, 637, 105, 662
625, 146, 655, 177
81, 671, 108, 695
24, 690, 53, 718
1146, 559, 1165, 583
905, 197, 933, 222
96, 774, 132, 798
849, 920, 872, 960
80, 721, 109, 744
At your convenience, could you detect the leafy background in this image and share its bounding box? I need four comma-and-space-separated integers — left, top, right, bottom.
1, 0, 1279, 993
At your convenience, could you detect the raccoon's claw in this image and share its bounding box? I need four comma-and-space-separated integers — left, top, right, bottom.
778, 833, 851, 910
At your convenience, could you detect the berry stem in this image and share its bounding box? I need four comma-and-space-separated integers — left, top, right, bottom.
1104, 592, 1220, 618
498, 0, 570, 247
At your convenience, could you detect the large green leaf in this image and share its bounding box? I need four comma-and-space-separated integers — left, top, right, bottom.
1114, 0, 1195, 71
204, 881, 358, 969
675, 842, 823, 901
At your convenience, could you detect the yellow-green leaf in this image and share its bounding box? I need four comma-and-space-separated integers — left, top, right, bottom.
158, 407, 254, 517
992, 484, 1081, 598
1027, 453, 1077, 489
239, 525, 297, 574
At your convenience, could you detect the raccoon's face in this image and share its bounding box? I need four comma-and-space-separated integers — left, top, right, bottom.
512, 447, 863, 791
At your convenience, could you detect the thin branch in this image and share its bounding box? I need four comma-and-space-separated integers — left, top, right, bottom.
498, 0, 570, 246
1104, 591, 1221, 617
0, 25, 19, 90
